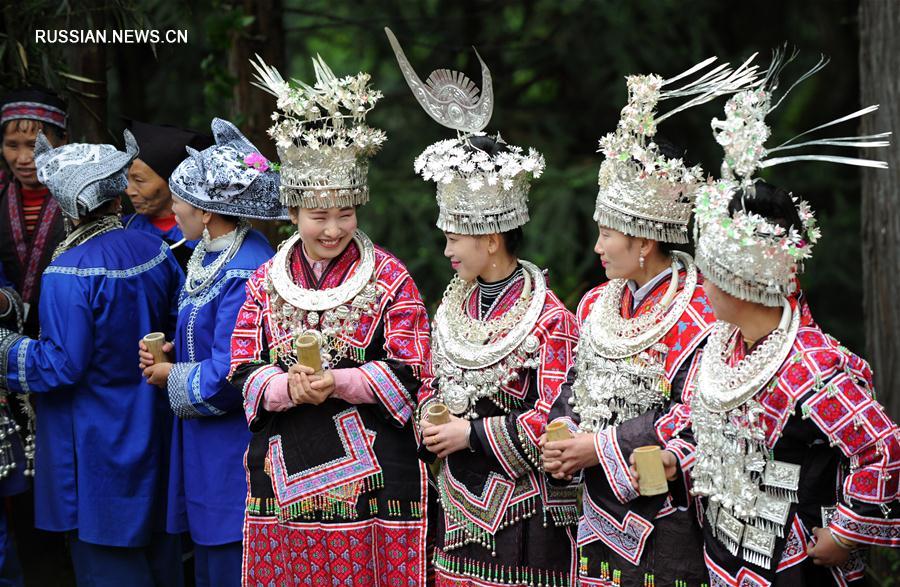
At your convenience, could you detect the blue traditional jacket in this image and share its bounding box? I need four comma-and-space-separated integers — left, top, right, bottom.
123, 212, 195, 269
0, 228, 182, 547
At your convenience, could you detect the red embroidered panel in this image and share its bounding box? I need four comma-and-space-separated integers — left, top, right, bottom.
243, 517, 426, 586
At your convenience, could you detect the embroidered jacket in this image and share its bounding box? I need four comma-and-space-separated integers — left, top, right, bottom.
420, 268, 581, 587
228, 234, 431, 586
0, 174, 65, 336
0, 229, 182, 546
658, 297, 900, 586
0, 264, 29, 499
550, 267, 716, 585
165, 229, 273, 546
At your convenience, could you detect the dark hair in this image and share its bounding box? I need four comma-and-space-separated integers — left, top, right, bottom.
728, 180, 803, 233
220, 213, 240, 225
465, 134, 507, 157
1, 119, 67, 143
79, 198, 121, 223
658, 241, 677, 256
499, 227, 524, 256
653, 135, 687, 162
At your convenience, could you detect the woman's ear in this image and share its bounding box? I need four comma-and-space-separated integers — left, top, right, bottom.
485, 233, 501, 255
201, 209, 214, 226
288, 207, 300, 226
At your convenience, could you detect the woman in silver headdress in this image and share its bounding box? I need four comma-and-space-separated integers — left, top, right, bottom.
229, 55, 432, 586
387, 29, 581, 586
541, 57, 759, 587
655, 57, 900, 587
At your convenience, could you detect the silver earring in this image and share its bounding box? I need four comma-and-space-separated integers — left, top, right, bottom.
202, 226, 211, 242
639, 255, 645, 269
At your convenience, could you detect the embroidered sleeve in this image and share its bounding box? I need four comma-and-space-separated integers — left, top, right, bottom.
359, 275, 431, 427
596, 409, 669, 504
472, 305, 579, 479
167, 362, 224, 418
0, 272, 95, 393
829, 503, 900, 548
800, 354, 900, 546
228, 267, 285, 430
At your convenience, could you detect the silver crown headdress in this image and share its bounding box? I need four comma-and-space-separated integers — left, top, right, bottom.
695, 50, 890, 306
386, 27, 545, 235
250, 55, 386, 209
595, 56, 761, 243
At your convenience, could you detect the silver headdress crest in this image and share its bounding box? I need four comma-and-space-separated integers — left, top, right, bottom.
386, 27, 544, 235
695, 49, 891, 306
386, 29, 492, 135
250, 54, 386, 209
595, 55, 761, 244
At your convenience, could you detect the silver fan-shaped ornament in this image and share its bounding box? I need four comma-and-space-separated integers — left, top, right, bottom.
385, 27, 493, 134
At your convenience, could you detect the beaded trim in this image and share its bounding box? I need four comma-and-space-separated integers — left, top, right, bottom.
433, 548, 572, 586
45, 242, 169, 278
266, 408, 383, 522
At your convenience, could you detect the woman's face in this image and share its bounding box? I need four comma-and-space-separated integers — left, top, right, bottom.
703, 279, 741, 325
444, 232, 491, 282
2, 120, 64, 190
593, 224, 641, 280
172, 196, 206, 240
125, 158, 173, 218
291, 206, 358, 261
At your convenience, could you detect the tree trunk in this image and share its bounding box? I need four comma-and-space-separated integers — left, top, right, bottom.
230, 0, 286, 241
65, 2, 108, 143
859, 0, 900, 423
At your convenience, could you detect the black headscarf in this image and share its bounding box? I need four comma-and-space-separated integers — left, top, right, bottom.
124, 119, 213, 180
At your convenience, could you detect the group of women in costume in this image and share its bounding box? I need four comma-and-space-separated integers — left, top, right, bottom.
0, 28, 897, 587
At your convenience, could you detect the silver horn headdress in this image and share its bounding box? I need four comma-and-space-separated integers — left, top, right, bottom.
387, 27, 544, 235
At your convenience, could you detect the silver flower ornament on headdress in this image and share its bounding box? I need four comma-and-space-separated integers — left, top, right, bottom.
695, 49, 890, 306
594, 54, 762, 243
250, 54, 386, 209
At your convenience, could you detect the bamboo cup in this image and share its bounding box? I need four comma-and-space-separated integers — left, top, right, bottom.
143, 332, 167, 364
545, 420, 573, 442
633, 445, 669, 496
296, 335, 323, 374
426, 403, 451, 425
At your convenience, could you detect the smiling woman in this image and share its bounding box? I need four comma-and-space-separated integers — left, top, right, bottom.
290, 205, 358, 261
229, 55, 432, 586
0, 88, 68, 337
